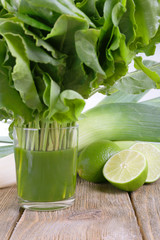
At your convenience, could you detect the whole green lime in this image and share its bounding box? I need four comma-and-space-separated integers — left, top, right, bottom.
77, 140, 120, 183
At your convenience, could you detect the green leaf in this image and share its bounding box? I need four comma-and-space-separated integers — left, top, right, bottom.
131, 0, 159, 47
0, 20, 62, 66
97, 1, 135, 89
98, 0, 118, 53
0, 63, 33, 121
43, 73, 60, 109
2, 33, 42, 110
22, 25, 64, 60
1, 0, 15, 12
18, 0, 59, 26
52, 90, 85, 123
119, 0, 136, 46
115, 61, 160, 94
45, 14, 88, 54
139, 26, 160, 56
0, 38, 6, 64
103, 30, 134, 89
16, 12, 52, 31
41, 73, 85, 123
134, 57, 160, 88
26, 0, 94, 27
0, 40, 33, 121
112, 2, 126, 27
61, 55, 94, 98
75, 29, 105, 75
76, 0, 104, 26
0, 109, 12, 121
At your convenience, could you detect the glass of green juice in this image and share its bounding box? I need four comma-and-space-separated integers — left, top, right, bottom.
13, 125, 78, 211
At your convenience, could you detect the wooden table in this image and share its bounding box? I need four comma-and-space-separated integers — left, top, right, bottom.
1, 177, 160, 240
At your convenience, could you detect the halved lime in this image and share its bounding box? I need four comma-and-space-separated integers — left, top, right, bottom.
103, 150, 148, 191
130, 142, 160, 183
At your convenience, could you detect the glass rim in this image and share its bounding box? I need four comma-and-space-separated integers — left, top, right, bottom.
14, 124, 79, 131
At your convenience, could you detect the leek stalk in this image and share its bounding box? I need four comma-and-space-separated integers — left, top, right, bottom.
78, 103, 160, 150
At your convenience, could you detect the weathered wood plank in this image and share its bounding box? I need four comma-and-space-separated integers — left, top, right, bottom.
10, 178, 142, 240
131, 178, 160, 240
0, 185, 22, 240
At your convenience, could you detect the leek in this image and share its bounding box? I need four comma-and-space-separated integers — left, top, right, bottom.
113, 141, 160, 151
78, 103, 160, 150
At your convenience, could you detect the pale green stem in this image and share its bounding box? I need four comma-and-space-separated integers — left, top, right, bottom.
59, 126, 64, 150
54, 121, 60, 151
31, 119, 40, 151
26, 122, 33, 150
39, 121, 45, 151
51, 123, 55, 150
42, 122, 50, 151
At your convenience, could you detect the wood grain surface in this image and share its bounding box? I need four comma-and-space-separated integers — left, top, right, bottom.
131, 178, 160, 240
0, 185, 22, 240
10, 178, 142, 240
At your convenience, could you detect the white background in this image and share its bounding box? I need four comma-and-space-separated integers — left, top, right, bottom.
0, 45, 160, 137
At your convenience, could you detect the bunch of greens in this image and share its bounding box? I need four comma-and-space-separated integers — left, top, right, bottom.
0, 0, 160, 150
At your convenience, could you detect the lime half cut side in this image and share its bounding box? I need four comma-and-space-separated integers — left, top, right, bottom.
103, 150, 148, 192
130, 142, 160, 183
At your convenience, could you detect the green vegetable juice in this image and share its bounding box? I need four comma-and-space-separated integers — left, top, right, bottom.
14, 147, 77, 202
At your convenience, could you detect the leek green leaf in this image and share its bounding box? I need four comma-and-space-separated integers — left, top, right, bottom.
97, 90, 149, 106
79, 103, 160, 150
140, 97, 160, 107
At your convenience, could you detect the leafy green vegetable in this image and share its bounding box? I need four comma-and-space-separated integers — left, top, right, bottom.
0, 0, 160, 146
